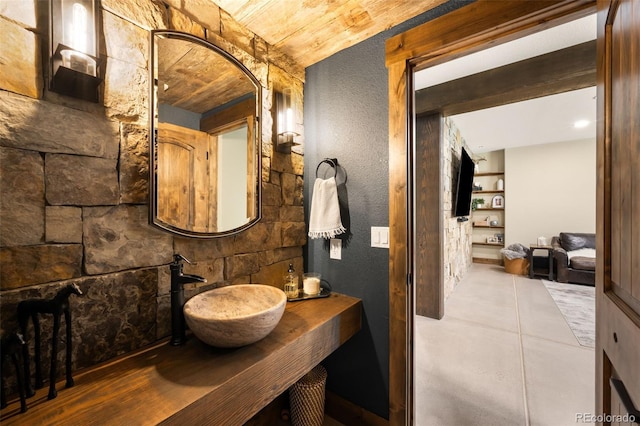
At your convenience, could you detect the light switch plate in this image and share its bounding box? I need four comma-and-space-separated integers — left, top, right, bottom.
371, 226, 389, 248
330, 238, 342, 259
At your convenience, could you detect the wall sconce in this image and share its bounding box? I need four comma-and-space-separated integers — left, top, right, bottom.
273, 88, 300, 153
49, 0, 101, 102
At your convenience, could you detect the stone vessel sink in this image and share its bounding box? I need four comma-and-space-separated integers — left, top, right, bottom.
184, 284, 287, 348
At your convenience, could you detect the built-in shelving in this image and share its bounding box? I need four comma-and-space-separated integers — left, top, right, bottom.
472, 190, 505, 194
474, 172, 504, 177
472, 241, 505, 247
471, 168, 505, 264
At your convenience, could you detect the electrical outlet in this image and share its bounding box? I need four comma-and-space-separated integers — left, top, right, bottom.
330, 238, 342, 259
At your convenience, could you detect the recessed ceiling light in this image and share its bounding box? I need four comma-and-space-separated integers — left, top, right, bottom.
574, 119, 590, 129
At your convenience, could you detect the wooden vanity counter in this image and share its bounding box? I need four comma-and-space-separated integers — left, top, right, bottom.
1, 293, 362, 426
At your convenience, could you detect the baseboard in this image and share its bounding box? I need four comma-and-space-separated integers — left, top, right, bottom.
325, 391, 389, 426
473, 257, 502, 265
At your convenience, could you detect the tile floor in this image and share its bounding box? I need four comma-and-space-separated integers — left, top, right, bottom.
415, 264, 595, 426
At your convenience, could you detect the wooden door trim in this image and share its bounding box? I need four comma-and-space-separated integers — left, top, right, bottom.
387, 59, 411, 425
386, 1, 597, 424
386, 1, 595, 68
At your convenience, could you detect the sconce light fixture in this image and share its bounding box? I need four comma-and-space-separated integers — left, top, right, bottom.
273, 88, 300, 153
49, 0, 101, 102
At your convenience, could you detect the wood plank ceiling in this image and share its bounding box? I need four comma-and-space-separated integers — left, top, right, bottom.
157, 35, 256, 113
211, 0, 449, 68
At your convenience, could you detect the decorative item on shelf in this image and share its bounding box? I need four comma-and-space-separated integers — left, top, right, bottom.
495, 233, 504, 243
490, 219, 499, 226
472, 155, 486, 173
273, 87, 300, 153
473, 216, 490, 226
49, 0, 102, 102
497, 178, 504, 191
492, 194, 505, 208
487, 236, 499, 243
471, 198, 485, 211
473, 182, 483, 191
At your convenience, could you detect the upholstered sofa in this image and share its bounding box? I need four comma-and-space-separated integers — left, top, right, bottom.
551, 232, 596, 286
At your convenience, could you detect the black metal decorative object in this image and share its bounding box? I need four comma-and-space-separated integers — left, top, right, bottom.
0, 331, 28, 413
17, 283, 83, 400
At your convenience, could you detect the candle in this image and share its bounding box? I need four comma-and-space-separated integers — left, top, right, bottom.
303, 272, 321, 296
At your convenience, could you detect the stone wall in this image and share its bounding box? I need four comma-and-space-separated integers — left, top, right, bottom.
443, 117, 473, 299
0, 0, 305, 389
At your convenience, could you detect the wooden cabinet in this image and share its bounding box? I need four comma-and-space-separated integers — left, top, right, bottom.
471, 172, 505, 264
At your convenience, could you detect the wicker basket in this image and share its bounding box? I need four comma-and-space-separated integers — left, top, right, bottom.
504, 257, 529, 275
289, 364, 327, 426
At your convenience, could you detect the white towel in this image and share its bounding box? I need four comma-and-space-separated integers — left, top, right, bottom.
308, 177, 346, 239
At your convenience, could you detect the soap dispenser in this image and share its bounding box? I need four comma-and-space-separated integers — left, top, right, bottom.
284, 263, 299, 299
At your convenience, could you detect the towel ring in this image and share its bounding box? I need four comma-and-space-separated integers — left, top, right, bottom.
315, 158, 338, 178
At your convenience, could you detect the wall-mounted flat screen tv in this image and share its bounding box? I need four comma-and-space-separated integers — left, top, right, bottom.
454, 147, 475, 217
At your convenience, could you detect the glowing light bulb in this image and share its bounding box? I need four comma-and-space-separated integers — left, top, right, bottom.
70, 2, 88, 53
286, 108, 294, 133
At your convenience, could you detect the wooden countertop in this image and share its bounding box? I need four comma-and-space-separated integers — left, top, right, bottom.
1, 293, 362, 425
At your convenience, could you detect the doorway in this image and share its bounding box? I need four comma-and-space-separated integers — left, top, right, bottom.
385, 1, 599, 423
413, 18, 598, 423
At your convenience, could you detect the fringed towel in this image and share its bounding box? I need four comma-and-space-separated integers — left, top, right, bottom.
308, 177, 346, 239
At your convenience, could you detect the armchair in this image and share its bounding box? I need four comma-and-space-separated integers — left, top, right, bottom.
551, 232, 595, 286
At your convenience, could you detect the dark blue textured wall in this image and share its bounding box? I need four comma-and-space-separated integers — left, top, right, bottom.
303, 1, 473, 419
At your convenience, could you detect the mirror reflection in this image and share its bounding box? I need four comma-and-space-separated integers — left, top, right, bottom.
151, 31, 261, 237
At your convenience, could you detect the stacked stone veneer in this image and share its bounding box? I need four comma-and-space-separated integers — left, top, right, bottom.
0, 0, 306, 389
443, 117, 473, 299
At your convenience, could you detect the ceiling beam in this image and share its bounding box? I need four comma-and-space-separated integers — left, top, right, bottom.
415, 39, 596, 116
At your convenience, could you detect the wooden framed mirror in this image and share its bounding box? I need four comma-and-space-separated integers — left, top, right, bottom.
150, 30, 261, 238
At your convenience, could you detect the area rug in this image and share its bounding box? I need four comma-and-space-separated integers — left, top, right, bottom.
542, 280, 595, 348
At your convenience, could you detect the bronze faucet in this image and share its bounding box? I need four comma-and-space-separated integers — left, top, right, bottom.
170, 254, 206, 346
